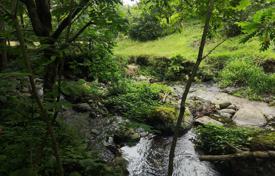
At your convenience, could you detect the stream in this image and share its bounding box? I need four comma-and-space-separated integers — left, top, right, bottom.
121, 130, 220, 176
121, 83, 275, 176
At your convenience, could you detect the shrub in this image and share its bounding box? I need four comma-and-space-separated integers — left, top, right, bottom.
129, 14, 164, 41
195, 125, 259, 154
219, 58, 275, 94
106, 80, 173, 122
61, 79, 105, 103
64, 53, 123, 83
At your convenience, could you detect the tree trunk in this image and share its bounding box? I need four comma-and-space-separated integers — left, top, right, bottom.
199, 151, 275, 161
0, 20, 7, 71
167, 0, 215, 175
12, 12, 64, 176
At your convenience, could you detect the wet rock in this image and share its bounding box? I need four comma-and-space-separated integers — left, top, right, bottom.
195, 116, 223, 126
188, 96, 216, 117
219, 109, 236, 115
73, 103, 92, 112
233, 107, 267, 127
227, 104, 238, 110
219, 112, 232, 119
219, 101, 232, 109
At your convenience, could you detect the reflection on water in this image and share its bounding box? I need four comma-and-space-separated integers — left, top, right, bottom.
121, 131, 220, 176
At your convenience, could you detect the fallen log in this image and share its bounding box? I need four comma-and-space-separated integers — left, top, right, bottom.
199, 151, 275, 161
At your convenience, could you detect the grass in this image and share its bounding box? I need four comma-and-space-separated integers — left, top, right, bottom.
114, 22, 275, 60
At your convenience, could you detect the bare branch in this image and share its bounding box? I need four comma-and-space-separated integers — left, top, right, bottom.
200, 151, 275, 161
202, 38, 227, 60
50, 0, 89, 40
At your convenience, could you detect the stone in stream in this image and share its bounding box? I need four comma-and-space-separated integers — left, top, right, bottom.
195, 116, 223, 126
227, 104, 238, 110
219, 101, 232, 109
218, 109, 236, 115
218, 112, 232, 119
232, 107, 267, 127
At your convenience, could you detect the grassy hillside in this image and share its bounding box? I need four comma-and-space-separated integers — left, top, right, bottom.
114, 22, 275, 60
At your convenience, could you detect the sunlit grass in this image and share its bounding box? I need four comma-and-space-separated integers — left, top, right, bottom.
114, 23, 275, 60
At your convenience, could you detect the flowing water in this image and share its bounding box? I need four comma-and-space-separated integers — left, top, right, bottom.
121, 130, 221, 176
121, 83, 275, 176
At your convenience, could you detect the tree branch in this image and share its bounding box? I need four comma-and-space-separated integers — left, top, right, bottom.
202, 38, 227, 60
50, 0, 89, 41
67, 20, 93, 43
200, 151, 275, 161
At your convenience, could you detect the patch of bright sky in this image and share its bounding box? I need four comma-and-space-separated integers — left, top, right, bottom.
122, 0, 139, 6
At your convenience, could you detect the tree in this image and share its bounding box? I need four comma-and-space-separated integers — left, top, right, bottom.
0, 1, 125, 175
167, 0, 215, 175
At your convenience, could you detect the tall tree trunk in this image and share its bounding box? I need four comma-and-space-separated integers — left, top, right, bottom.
167, 0, 214, 175
12, 11, 64, 176
0, 20, 7, 71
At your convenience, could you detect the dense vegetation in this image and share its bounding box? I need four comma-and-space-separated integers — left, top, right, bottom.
0, 0, 274, 176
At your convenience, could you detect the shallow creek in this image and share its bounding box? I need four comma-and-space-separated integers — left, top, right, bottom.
121, 83, 275, 176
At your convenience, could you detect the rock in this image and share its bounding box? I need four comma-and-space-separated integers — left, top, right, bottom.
135, 75, 149, 81
125, 64, 139, 76
219, 109, 236, 115
73, 103, 92, 112
219, 112, 232, 119
227, 104, 238, 110
219, 101, 232, 109
232, 107, 267, 127
195, 116, 223, 126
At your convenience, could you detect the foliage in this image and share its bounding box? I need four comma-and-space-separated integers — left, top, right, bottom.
61, 79, 104, 99
129, 14, 164, 41
219, 58, 275, 94
195, 125, 259, 154
106, 80, 173, 122
65, 52, 123, 83
238, 6, 275, 51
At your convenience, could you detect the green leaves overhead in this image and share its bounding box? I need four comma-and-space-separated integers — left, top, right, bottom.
239, 7, 275, 51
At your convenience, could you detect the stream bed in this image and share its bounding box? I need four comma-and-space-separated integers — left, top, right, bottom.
121, 83, 275, 176
121, 130, 221, 176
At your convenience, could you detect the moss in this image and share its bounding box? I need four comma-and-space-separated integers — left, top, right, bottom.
148, 105, 191, 135
251, 132, 275, 150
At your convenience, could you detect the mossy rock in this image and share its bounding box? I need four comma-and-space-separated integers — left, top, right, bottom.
113, 126, 140, 145
148, 105, 191, 135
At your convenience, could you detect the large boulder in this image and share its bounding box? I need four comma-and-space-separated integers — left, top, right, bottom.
232, 107, 267, 127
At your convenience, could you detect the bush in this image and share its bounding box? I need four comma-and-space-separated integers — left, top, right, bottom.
219, 58, 275, 94
195, 125, 259, 154
129, 14, 164, 41
106, 80, 173, 122
64, 53, 123, 83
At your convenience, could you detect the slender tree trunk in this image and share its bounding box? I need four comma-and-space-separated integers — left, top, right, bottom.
12, 11, 64, 176
0, 20, 7, 71
167, 0, 214, 175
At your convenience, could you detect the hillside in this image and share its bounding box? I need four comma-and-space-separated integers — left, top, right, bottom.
114, 22, 275, 60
